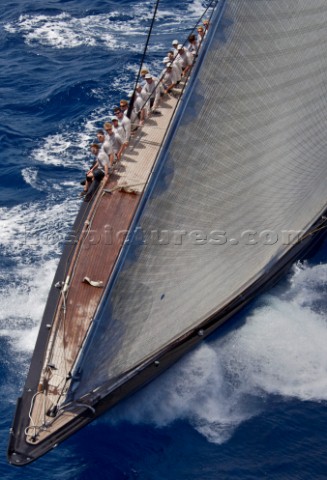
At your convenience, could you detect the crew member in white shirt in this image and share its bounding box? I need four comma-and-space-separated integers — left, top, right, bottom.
142, 73, 161, 112
96, 129, 114, 166
103, 122, 124, 161
161, 63, 177, 94
176, 44, 193, 76
172, 39, 179, 56
113, 107, 131, 154
187, 34, 199, 56
129, 88, 147, 127
119, 99, 129, 116
167, 51, 183, 80
161, 56, 181, 84
82, 143, 110, 200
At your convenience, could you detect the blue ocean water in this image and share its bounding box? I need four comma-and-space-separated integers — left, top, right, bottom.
0, 0, 327, 478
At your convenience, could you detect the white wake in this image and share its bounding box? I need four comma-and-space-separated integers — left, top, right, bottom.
110, 260, 327, 444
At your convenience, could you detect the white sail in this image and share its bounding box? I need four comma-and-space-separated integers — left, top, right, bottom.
71, 0, 327, 398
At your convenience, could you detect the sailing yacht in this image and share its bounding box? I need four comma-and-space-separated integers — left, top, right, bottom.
8, 0, 327, 465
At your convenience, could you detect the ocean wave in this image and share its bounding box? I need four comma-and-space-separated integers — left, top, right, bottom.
188, 0, 213, 18
0, 194, 80, 376
31, 132, 89, 168
3, 11, 152, 50
0, 197, 78, 259
5, 12, 116, 49
4, 1, 209, 50
22, 166, 48, 191
109, 260, 327, 444
0, 258, 58, 359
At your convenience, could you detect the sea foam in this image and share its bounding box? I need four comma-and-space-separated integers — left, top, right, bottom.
4, 1, 207, 51
31, 132, 90, 169
110, 261, 327, 444
0, 195, 79, 384
0, 197, 78, 258
5, 12, 115, 49
4, 9, 167, 51
0, 258, 58, 355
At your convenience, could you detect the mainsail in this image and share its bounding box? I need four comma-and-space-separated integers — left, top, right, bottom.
70, 0, 327, 399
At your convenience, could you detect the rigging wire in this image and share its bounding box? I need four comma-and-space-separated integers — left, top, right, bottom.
127, 0, 161, 118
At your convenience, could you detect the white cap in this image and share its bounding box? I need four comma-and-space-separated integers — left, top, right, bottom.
177, 44, 183, 50
145, 73, 152, 79
111, 116, 118, 121
166, 62, 172, 68
163, 57, 170, 63
172, 39, 178, 45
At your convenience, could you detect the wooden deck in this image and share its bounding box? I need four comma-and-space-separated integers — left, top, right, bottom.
25, 88, 183, 444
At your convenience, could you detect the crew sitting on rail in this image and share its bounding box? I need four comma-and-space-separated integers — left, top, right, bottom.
80, 26, 209, 201
135, 83, 149, 120
172, 39, 179, 56
197, 25, 206, 44
119, 99, 129, 117
142, 73, 162, 113
187, 34, 199, 56
113, 107, 131, 153
203, 19, 210, 31
176, 44, 193, 77
96, 129, 114, 166
103, 122, 124, 162
140, 68, 150, 85
81, 143, 109, 201
111, 116, 124, 139
167, 50, 183, 80
128, 89, 147, 128
162, 56, 181, 84
161, 63, 177, 94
